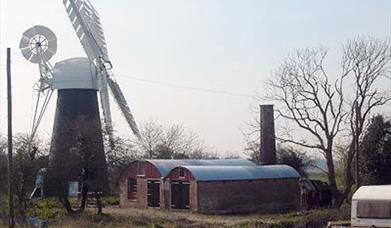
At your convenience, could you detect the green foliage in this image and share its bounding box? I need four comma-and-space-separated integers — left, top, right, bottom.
0, 196, 8, 224
244, 141, 260, 162
277, 146, 313, 177
102, 196, 119, 206
26, 198, 65, 220
360, 115, 391, 185
309, 172, 345, 191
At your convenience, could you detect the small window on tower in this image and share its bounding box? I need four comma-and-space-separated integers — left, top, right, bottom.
179, 167, 185, 178
138, 161, 145, 176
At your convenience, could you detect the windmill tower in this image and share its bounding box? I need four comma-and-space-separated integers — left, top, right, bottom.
19, 0, 141, 198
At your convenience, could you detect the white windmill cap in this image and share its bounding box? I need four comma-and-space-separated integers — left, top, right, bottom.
52, 57, 101, 90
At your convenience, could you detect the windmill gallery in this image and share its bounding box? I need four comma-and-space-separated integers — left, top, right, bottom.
17, 0, 302, 215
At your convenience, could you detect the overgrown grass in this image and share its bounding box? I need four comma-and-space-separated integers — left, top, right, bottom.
0, 196, 8, 225
103, 196, 120, 206
1, 195, 351, 227
27, 198, 66, 220
49, 211, 181, 228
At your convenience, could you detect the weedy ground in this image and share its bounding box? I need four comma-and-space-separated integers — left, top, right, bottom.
0, 198, 350, 228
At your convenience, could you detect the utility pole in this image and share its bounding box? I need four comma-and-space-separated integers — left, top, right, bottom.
7, 48, 15, 228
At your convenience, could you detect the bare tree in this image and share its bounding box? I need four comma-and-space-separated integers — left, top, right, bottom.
47, 116, 108, 214
104, 135, 140, 194
0, 134, 48, 220
0, 137, 7, 196
158, 124, 202, 159
136, 120, 212, 159
340, 37, 391, 203
262, 37, 391, 206
266, 47, 346, 204
137, 120, 163, 159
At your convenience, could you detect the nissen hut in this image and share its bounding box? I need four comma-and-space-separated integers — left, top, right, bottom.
119, 159, 256, 209
166, 165, 301, 214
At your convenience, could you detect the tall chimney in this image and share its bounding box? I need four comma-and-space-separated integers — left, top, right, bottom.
260, 104, 276, 165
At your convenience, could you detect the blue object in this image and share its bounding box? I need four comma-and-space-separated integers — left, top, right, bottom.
145, 159, 256, 177
27, 217, 48, 228
176, 165, 301, 181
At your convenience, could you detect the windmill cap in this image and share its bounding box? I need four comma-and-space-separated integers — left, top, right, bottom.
52, 57, 101, 90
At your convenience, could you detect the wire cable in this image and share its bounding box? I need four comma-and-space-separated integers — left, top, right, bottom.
115, 74, 254, 98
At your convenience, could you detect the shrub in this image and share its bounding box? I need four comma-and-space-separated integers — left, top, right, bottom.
26, 198, 65, 220
103, 196, 119, 206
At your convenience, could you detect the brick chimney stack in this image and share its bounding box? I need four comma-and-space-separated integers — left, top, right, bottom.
260, 105, 277, 165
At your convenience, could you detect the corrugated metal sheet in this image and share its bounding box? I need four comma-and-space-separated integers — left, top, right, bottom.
145, 159, 256, 177
179, 165, 301, 181
352, 185, 391, 201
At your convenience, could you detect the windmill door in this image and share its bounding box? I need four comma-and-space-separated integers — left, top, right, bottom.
171, 181, 190, 209
147, 180, 160, 208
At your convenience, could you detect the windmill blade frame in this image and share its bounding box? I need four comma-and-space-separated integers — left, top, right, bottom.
107, 75, 141, 138
63, 0, 114, 138
62, 0, 109, 63
62, 0, 141, 140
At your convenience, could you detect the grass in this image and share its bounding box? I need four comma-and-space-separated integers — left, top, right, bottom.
46, 205, 350, 228
0, 196, 351, 227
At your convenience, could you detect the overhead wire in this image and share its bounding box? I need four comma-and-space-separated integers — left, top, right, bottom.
115, 74, 254, 99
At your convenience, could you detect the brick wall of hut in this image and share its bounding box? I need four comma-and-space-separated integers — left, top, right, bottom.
196, 178, 300, 214
119, 161, 301, 214
119, 161, 162, 208
165, 167, 300, 214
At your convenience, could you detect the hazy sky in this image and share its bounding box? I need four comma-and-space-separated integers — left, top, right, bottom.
0, 0, 390, 156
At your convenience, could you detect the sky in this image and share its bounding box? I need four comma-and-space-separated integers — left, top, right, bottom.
0, 0, 390, 156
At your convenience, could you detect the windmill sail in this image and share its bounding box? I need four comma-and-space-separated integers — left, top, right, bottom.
62, 0, 140, 139
63, 0, 114, 139
63, 0, 108, 62
108, 77, 140, 138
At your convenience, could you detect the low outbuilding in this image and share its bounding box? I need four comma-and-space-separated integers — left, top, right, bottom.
119, 159, 256, 209
351, 185, 391, 227
165, 165, 301, 214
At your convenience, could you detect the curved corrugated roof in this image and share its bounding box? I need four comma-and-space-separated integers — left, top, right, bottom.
145, 159, 256, 177
177, 165, 301, 181
352, 185, 391, 201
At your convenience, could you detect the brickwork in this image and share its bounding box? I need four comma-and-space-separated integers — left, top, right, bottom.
190, 181, 198, 211
196, 179, 300, 214
161, 180, 170, 209
119, 176, 149, 208
168, 167, 195, 181
119, 160, 300, 214
260, 105, 277, 164
119, 161, 163, 208
137, 177, 148, 208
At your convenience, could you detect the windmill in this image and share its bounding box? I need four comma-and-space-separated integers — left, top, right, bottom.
61, 0, 141, 141
19, 0, 141, 198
